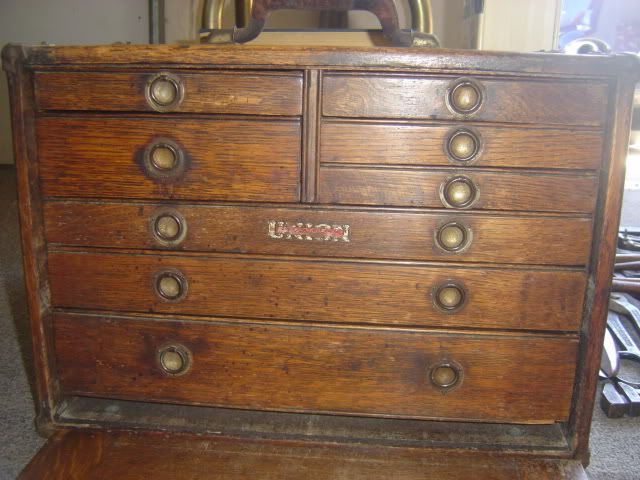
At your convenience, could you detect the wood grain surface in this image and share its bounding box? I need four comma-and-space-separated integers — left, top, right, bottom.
318, 167, 598, 213
53, 313, 579, 422
47, 251, 586, 331
37, 117, 301, 201
322, 74, 608, 126
44, 203, 594, 266
320, 121, 603, 170
35, 71, 303, 115
18, 429, 588, 480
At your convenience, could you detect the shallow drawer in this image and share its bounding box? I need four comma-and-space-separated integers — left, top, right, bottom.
35, 71, 303, 115
44, 203, 593, 266
321, 122, 603, 170
37, 117, 301, 202
53, 313, 578, 423
322, 74, 607, 127
317, 167, 597, 213
47, 252, 586, 331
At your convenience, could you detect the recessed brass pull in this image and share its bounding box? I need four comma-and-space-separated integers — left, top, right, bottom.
433, 282, 467, 313
430, 362, 462, 389
440, 175, 478, 209
145, 73, 184, 112
446, 128, 481, 163
154, 269, 188, 302
158, 344, 192, 376
150, 208, 188, 247
447, 78, 483, 115
435, 221, 472, 253
142, 138, 187, 182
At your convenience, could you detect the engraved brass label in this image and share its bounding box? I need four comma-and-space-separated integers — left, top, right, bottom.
268, 221, 350, 242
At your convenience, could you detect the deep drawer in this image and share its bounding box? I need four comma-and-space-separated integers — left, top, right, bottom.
320, 122, 603, 171
44, 203, 593, 266
47, 252, 586, 331
35, 71, 303, 115
53, 313, 579, 423
317, 167, 597, 213
37, 117, 301, 202
322, 74, 607, 127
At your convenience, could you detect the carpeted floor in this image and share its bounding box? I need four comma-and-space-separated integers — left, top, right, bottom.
1, 165, 639, 479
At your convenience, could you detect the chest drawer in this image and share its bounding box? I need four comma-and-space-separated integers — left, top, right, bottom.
53, 313, 579, 423
322, 74, 607, 127
35, 71, 303, 115
44, 204, 593, 266
47, 252, 586, 331
37, 117, 301, 202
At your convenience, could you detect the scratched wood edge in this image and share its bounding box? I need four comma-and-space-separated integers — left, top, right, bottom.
2, 45, 58, 434
568, 76, 638, 464
6, 43, 640, 79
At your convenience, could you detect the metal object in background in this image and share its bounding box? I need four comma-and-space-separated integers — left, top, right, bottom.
149, 0, 166, 44
605, 311, 640, 389
600, 328, 619, 379
609, 293, 640, 334
200, 0, 438, 47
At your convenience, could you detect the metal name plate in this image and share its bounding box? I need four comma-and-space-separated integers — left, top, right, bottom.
268, 221, 350, 242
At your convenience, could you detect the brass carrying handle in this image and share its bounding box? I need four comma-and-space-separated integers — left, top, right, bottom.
201, 0, 437, 47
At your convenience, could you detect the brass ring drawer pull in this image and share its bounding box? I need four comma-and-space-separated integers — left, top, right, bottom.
145, 72, 184, 112
158, 344, 192, 376
433, 282, 467, 313
440, 175, 478, 209
154, 269, 188, 302
142, 137, 187, 181
430, 362, 462, 390
150, 208, 188, 247
445, 128, 481, 164
435, 221, 472, 253
447, 77, 483, 115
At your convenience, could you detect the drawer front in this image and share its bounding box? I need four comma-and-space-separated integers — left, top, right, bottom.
322, 74, 607, 126
47, 252, 586, 331
35, 71, 303, 115
54, 313, 578, 423
317, 168, 597, 213
44, 204, 593, 266
321, 122, 603, 170
37, 117, 301, 202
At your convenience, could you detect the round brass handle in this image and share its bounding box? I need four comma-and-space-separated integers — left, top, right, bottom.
435, 222, 471, 252
433, 282, 466, 312
146, 73, 184, 112
430, 362, 462, 389
142, 138, 186, 181
155, 269, 188, 302
440, 176, 478, 209
150, 208, 188, 247
446, 129, 480, 163
448, 79, 482, 115
158, 344, 191, 376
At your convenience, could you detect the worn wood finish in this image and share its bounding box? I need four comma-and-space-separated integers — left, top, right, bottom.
322, 74, 608, 126
47, 251, 586, 331
43, 203, 593, 266
35, 71, 303, 115
53, 313, 578, 422
320, 122, 603, 170
317, 167, 598, 213
37, 117, 301, 201
19, 429, 589, 480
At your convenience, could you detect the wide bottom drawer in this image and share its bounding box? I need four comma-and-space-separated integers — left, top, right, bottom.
53, 313, 578, 424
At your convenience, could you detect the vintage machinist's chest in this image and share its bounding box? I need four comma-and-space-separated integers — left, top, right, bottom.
2, 42, 638, 479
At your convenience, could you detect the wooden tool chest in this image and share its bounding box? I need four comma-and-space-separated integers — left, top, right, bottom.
3, 43, 638, 479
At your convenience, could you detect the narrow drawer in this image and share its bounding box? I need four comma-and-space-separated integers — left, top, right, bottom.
317, 167, 597, 213
47, 252, 586, 331
44, 203, 593, 266
37, 117, 301, 202
322, 74, 607, 127
321, 122, 604, 170
35, 71, 303, 115
53, 313, 579, 423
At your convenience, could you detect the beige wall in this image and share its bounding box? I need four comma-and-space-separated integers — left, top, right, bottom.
1, 0, 149, 164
